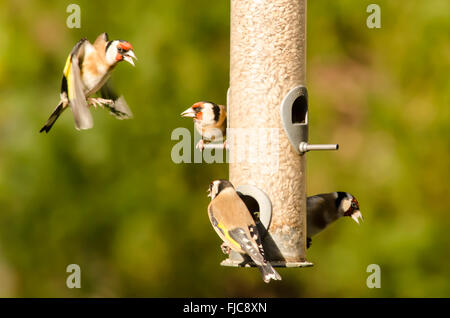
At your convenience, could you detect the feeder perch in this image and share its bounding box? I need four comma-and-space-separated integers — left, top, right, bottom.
281, 85, 339, 154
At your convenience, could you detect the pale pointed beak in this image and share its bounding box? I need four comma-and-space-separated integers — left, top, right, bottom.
351, 210, 363, 225
207, 186, 213, 198
123, 50, 137, 66
181, 107, 196, 118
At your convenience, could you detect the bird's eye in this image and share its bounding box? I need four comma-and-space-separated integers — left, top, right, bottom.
118, 47, 124, 54
351, 202, 357, 209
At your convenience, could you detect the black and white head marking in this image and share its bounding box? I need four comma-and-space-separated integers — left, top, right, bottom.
199, 101, 220, 126
336, 191, 363, 224
208, 180, 234, 200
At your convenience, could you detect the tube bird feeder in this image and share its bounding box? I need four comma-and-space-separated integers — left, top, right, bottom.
223, 0, 337, 268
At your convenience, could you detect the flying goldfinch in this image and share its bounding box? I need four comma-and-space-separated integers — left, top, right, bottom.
307, 192, 363, 248
181, 101, 226, 150
207, 180, 281, 283
40, 32, 137, 133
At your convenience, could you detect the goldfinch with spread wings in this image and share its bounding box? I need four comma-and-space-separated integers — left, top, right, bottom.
40, 32, 137, 133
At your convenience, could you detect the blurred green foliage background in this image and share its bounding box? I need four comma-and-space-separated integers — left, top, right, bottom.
0, 0, 448, 297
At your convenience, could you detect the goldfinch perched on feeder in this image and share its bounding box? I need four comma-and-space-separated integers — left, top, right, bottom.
307, 192, 363, 248
207, 180, 281, 283
40, 32, 137, 133
180, 101, 226, 150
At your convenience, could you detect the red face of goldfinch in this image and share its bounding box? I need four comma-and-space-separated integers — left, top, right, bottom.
181, 102, 205, 121
180, 102, 223, 127
105, 40, 137, 66
339, 193, 363, 224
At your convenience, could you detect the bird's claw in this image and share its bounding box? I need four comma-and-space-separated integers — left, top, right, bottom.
196, 140, 205, 151
88, 98, 114, 109
221, 243, 231, 255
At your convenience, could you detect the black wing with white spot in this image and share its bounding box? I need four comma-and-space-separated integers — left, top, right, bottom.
100, 81, 133, 119
228, 227, 265, 265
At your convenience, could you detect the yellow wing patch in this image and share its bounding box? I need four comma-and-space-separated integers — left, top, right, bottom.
216, 223, 241, 249
63, 55, 75, 100
63, 54, 72, 78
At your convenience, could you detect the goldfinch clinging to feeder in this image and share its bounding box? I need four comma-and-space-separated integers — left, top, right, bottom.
40, 32, 137, 133
181, 101, 226, 150
307, 192, 363, 248
207, 180, 281, 283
